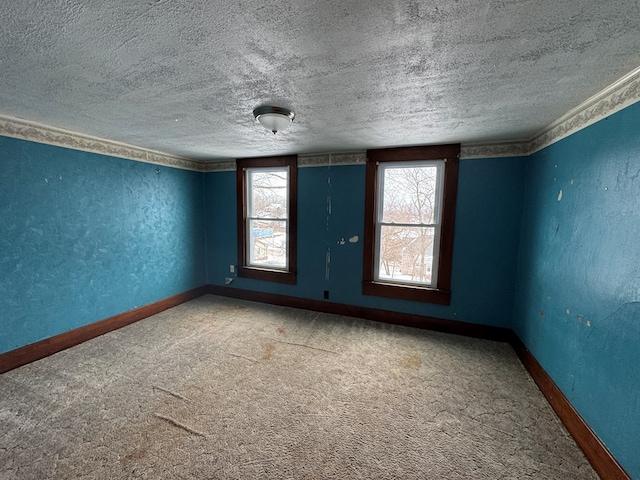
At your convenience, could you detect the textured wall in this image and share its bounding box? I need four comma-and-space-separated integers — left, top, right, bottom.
514, 102, 640, 478
205, 158, 525, 327
0, 137, 206, 354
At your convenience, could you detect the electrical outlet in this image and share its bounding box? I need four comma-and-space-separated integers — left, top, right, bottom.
230, 265, 235, 273
323, 290, 329, 299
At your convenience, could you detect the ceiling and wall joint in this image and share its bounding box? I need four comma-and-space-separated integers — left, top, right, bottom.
1, 65, 639, 170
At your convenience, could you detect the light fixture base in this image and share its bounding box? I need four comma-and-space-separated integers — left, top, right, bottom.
253, 106, 295, 134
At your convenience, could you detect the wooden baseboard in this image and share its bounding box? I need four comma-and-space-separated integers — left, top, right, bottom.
208, 285, 628, 479
510, 334, 630, 480
1, 282, 629, 479
0, 286, 209, 374
206, 284, 511, 342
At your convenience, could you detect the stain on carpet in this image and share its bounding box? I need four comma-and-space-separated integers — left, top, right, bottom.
400, 354, 422, 370
262, 343, 276, 360
121, 447, 148, 465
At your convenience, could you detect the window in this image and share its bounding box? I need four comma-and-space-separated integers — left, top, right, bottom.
236, 155, 297, 284
362, 145, 460, 304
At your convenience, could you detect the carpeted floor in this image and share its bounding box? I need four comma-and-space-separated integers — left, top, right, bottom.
1, 295, 598, 479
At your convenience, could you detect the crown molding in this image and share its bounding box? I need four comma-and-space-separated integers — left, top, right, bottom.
0, 115, 208, 172
462, 65, 640, 158
200, 152, 368, 172
2, 66, 639, 167
529, 65, 640, 154
201, 160, 237, 172
298, 151, 366, 167
460, 141, 530, 159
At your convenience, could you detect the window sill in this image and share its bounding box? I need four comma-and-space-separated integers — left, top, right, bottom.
362, 281, 451, 305
237, 266, 297, 285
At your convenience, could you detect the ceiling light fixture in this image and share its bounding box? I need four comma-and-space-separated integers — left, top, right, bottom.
253, 106, 295, 134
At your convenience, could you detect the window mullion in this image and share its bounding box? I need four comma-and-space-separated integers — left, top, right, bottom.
378, 221, 437, 228
248, 216, 288, 222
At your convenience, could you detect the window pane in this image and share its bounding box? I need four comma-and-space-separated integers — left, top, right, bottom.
249, 219, 287, 268
378, 225, 435, 285
249, 169, 288, 219
381, 165, 438, 225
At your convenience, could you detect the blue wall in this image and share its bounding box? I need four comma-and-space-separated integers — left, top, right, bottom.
514, 102, 640, 478
6, 101, 638, 475
0, 136, 206, 354
205, 158, 526, 327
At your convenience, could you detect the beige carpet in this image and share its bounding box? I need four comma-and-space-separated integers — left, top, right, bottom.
0, 295, 597, 479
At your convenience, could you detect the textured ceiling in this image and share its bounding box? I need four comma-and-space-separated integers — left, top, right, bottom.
1, 0, 639, 160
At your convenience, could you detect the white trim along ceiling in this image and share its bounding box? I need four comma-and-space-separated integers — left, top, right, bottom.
1, 65, 639, 173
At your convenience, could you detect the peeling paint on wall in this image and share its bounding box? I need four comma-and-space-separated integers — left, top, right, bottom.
325, 250, 331, 280
325, 162, 332, 280
514, 102, 640, 477
337, 235, 359, 246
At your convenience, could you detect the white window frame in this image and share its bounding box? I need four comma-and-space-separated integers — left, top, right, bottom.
245, 166, 290, 271
374, 160, 445, 287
